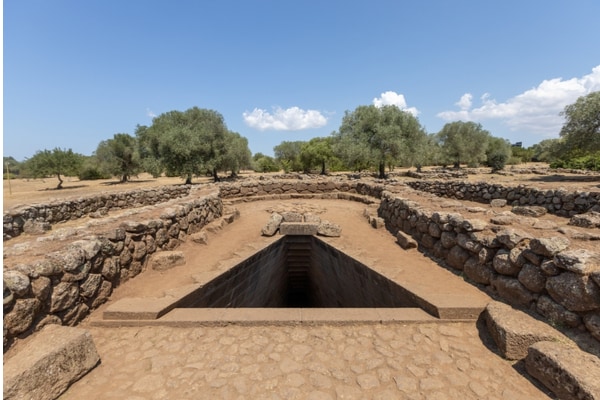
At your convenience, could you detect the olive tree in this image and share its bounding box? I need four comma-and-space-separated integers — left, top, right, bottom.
335, 105, 426, 178
300, 137, 335, 174
560, 91, 600, 153
94, 133, 141, 182
274, 141, 304, 172
436, 121, 491, 167
216, 131, 252, 177
23, 148, 84, 189
136, 107, 228, 184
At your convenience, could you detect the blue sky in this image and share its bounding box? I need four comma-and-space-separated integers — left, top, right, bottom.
3, 0, 600, 161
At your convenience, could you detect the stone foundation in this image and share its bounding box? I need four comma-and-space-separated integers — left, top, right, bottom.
378, 190, 600, 342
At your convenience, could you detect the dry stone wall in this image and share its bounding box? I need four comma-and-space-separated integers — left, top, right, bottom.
3, 185, 194, 240
3, 193, 222, 351
218, 178, 387, 199
378, 191, 600, 342
406, 181, 600, 217
5, 176, 600, 352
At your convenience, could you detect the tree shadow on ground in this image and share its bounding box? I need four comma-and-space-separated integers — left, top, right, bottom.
528, 174, 600, 183
100, 180, 157, 186
39, 185, 88, 191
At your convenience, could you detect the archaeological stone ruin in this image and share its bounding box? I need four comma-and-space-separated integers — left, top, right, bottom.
3, 173, 600, 399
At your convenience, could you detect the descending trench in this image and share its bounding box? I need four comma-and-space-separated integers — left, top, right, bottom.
183, 235, 417, 309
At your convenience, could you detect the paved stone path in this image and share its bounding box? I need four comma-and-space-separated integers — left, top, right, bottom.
60, 322, 551, 399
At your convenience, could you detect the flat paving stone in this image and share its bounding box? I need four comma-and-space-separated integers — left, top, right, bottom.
60, 323, 552, 399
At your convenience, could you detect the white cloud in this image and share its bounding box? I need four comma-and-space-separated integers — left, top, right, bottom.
373, 91, 419, 116
457, 93, 472, 110
243, 106, 328, 131
437, 65, 600, 136
146, 108, 157, 118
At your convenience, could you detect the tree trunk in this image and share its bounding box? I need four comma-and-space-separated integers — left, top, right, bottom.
185, 174, 192, 185
121, 174, 129, 183
320, 160, 326, 175
212, 167, 219, 182
378, 162, 386, 179
56, 174, 63, 190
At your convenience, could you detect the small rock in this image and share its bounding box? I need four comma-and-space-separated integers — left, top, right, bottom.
536, 295, 581, 328
512, 206, 547, 217
496, 229, 533, 250
261, 213, 283, 236
546, 273, 600, 312
490, 199, 507, 208
396, 231, 417, 250
317, 221, 341, 237
149, 251, 186, 271
583, 312, 600, 341
569, 211, 600, 228
529, 237, 570, 258
3, 270, 31, 297
554, 249, 600, 274
190, 231, 209, 245
462, 219, 487, 232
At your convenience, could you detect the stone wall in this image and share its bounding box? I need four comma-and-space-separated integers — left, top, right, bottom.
378, 191, 600, 342
3, 194, 222, 351
3, 185, 194, 240
218, 178, 387, 199
405, 181, 600, 217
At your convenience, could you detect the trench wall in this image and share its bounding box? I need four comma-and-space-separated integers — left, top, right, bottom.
186, 235, 417, 308
406, 180, 600, 217
378, 191, 600, 342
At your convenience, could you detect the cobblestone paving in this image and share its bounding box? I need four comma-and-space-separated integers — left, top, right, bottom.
61, 322, 551, 399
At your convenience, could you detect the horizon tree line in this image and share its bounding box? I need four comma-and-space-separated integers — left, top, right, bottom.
5, 91, 599, 188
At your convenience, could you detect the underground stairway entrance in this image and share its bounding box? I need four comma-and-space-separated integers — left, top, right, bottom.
182, 235, 417, 309
99, 234, 489, 325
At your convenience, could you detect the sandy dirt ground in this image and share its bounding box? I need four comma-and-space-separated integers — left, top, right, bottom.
4, 164, 600, 212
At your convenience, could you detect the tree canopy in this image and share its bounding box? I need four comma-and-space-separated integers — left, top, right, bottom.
559, 91, 600, 154
94, 133, 141, 182
23, 148, 84, 189
436, 121, 491, 167
335, 105, 427, 178
274, 141, 304, 172
216, 131, 252, 177
136, 107, 229, 184
300, 137, 335, 174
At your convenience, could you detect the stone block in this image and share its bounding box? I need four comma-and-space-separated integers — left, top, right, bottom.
369, 216, 386, 229
261, 213, 283, 236
279, 222, 318, 236
149, 251, 186, 271
317, 221, 341, 237
490, 199, 507, 208
396, 231, 417, 249
3, 325, 100, 400
484, 301, 566, 360
526, 341, 600, 400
